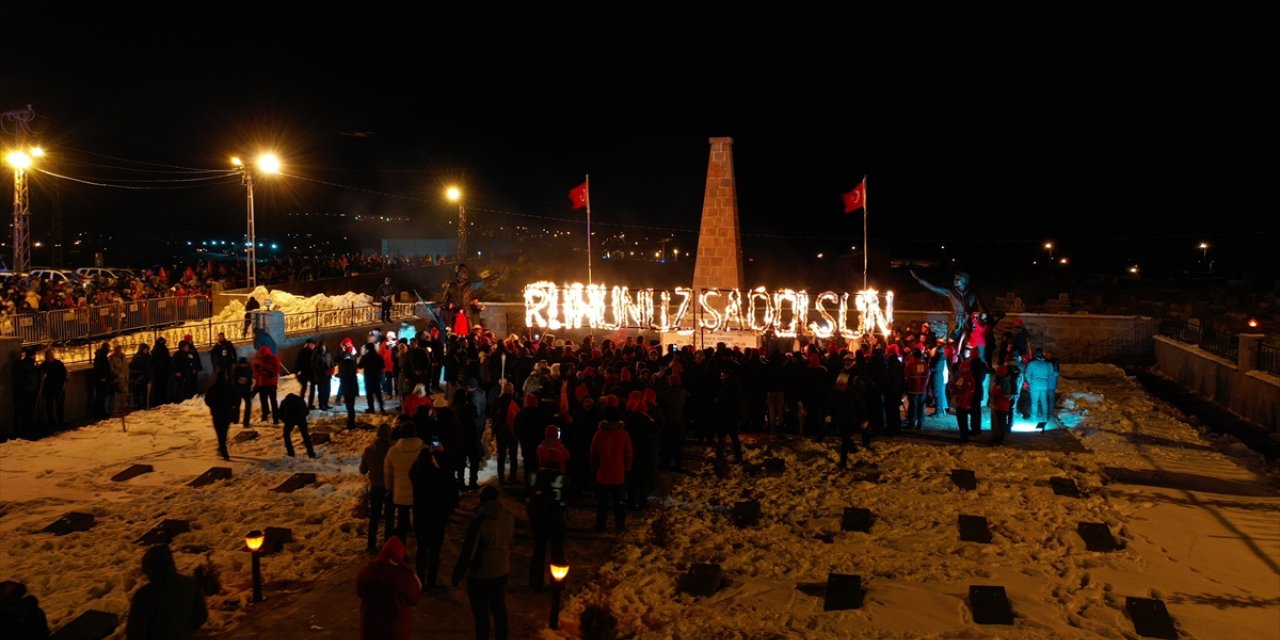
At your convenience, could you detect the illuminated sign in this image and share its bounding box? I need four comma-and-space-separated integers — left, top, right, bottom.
523, 282, 893, 339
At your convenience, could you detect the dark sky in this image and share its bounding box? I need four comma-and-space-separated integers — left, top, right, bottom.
2, 5, 1275, 278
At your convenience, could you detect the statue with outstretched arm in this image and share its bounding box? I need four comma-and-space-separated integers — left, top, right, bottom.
910, 270, 988, 347
437, 263, 502, 335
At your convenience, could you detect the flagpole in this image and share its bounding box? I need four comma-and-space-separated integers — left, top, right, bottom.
585, 173, 593, 286
862, 175, 868, 290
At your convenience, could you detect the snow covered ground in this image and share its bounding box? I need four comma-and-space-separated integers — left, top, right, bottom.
2, 365, 1276, 639
553, 365, 1280, 639
0, 377, 395, 637
212, 286, 377, 322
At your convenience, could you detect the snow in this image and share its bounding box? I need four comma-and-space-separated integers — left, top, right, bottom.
0, 377, 396, 637
549, 364, 1280, 639
211, 286, 376, 323
3, 365, 1276, 639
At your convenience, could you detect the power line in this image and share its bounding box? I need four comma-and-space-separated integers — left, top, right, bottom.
35, 167, 239, 190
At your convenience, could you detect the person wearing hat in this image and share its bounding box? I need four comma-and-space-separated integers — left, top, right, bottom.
452, 485, 515, 640
357, 536, 422, 640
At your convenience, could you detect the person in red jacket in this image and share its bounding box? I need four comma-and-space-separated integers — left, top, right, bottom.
949, 359, 976, 443
903, 348, 931, 430
356, 535, 421, 640
537, 424, 570, 474
252, 345, 280, 424
590, 408, 633, 532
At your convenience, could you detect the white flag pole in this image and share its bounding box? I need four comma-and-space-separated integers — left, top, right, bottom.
585, 173, 593, 286
862, 175, 868, 290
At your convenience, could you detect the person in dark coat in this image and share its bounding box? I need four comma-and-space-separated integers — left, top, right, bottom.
150, 337, 172, 406
360, 343, 385, 413
452, 486, 516, 640
715, 365, 745, 462
514, 394, 545, 485
125, 544, 208, 640
204, 371, 237, 460
279, 393, 317, 458
11, 348, 40, 438
38, 348, 68, 427
410, 445, 459, 589
526, 442, 568, 591
360, 423, 396, 555
91, 342, 114, 418
338, 352, 360, 429
128, 344, 153, 410
208, 332, 236, 377
230, 357, 254, 426
242, 295, 260, 338
173, 341, 200, 402
357, 536, 421, 640
295, 339, 316, 409
830, 354, 871, 466
0, 580, 50, 638
311, 342, 334, 411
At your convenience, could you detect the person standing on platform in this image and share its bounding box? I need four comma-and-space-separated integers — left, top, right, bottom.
378, 276, 396, 323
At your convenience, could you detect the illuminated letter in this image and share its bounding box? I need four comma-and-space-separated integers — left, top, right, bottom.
747, 287, 774, 332
671, 287, 693, 332
772, 289, 801, 338
699, 289, 723, 331
837, 293, 856, 340
809, 291, 838, 339
524, 281, 555, 329
657, 290, 671, 331
723, 289, 745, 331
587, 284, 611, 329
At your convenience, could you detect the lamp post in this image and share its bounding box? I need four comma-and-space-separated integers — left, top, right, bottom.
232, 154, 281, 289
1198, 241, 1209, 259
549, 561, 569, 629
245, 529, 265, 603
6, 146, 43, 274
446, 186, 465, 261
1043, 241, 1054, 261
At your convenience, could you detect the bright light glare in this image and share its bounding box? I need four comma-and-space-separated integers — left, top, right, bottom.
30, 147, 45, 158
257, 154, 281, 174
6, 151, 31, 169
245, 530, 265, 552
550, 563, 570, 581
230, 156, 243, 167
446, 186, 461, 202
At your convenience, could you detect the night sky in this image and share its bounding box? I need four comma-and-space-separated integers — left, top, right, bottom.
2, 6, 1274, 279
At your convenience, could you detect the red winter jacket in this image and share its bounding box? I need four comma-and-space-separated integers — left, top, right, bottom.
590, 420, 632, 485
904, 357, 930, 395
252, 346, 280, 387
357, 537, 421, 640
949, 361, 976, 410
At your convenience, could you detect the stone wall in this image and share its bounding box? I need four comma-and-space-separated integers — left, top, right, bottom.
1154, 335, 1279, 431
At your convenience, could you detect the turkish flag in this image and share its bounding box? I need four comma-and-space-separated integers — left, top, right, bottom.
569, 182, 588, 209
842, 180, 866, 213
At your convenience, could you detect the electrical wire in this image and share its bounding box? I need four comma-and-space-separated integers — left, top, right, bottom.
34, 167, 239, 190
60, 147, 231, 173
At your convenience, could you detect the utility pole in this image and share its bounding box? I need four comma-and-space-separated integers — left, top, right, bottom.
3, 104, 37, 274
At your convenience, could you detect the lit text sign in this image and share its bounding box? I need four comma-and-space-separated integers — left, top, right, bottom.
522, 282, 893, 339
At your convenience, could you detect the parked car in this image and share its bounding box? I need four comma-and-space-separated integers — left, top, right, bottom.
28, 268, 81, 285
75, 266, 134, 281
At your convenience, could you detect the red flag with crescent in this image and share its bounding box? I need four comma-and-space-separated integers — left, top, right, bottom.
569, 182, 588, 210
842, 179, 866, 213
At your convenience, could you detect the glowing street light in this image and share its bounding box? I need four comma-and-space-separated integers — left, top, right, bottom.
232, 153, 282, 288
549, 562, 570, 629
245, 530, 265, 603
1044, 241, 1054, 260
1128, 265, 1139, 275
1059, 257, 1069, 265
446, 186, 465, 260
6, 145, 45, 273
1198, 241, 1209, 259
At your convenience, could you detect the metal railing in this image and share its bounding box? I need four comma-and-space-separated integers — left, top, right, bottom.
1056, 318, 1159, 364
1255, 343, 1279, 376
280, 302, 418, 336
1201, 327, 1239, 361
1, 296, 212, 346
1159, 317, 1203, 345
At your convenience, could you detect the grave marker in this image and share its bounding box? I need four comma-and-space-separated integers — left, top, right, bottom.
110, 464, 154, 482
969, 585, 1014, 624
958, 515, 992, 543
136, 519, 191, 546
840, 507, 873, 533
951, 469, 977, 490
678, 563, 723, 597
188, 467, 232, 488
731, 500, 761, 528
272, 472, 317, 493
1049, 476, 1081, 497
1076, 522, 1121, 552
824, 573, 864, 611
1125, 597, 1176, 639
41, 512, 95, 536
50, 609, 118, 640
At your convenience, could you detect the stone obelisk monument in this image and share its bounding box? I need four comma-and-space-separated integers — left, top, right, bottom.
689, 136, 755, 348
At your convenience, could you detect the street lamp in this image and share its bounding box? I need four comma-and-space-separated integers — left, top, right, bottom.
1043, 241, 1054, 260
446, 186, 465, 261
232, 153, 281, 289
245, 529, 265, 603
549, 562, 570, 629
1198, 241, 1209, 259
6, 145, 44, 274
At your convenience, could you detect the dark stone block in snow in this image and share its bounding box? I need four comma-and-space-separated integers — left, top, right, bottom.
311, 432, 332, 445
272, 472, 317, 493
41, 512, 95, 536
1126, 597, 1177, 639
110, 464, 154, 482
950, 469, 977, 490
841, 507, 873, 533
260, 526, 294, 555
744, 457, 786, 476
50, 609, 119, 640
968, 585, 1013, 624
731, 500, 761, 528
678, 563, 723, 597
136, 519, 191, 546
1077, 522, 1121, 552
1050, 476, 1081, 497
233, 429, 259, 443
823, 573, 863, 611
188, 467, 232, 488
958, 515, 992, 543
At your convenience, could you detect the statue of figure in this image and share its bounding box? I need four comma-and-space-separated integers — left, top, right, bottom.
910, 270, 991, 354
429, 263, 500, 335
